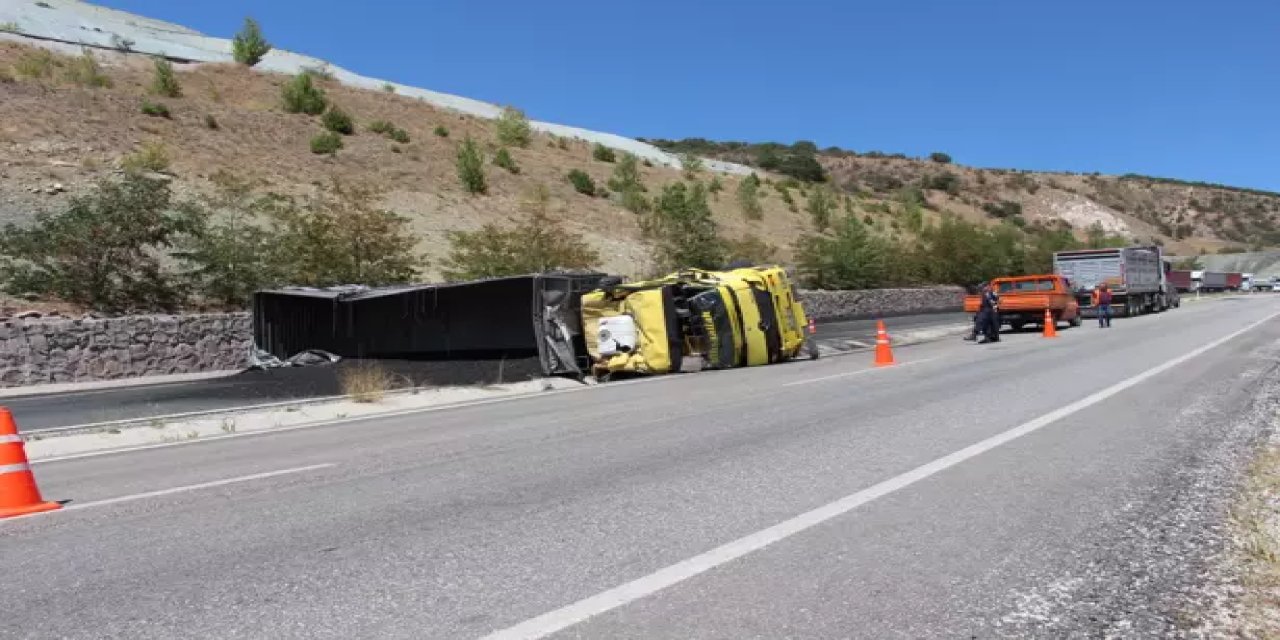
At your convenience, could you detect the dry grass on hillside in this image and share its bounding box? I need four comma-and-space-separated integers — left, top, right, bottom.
0, 41, 823, 278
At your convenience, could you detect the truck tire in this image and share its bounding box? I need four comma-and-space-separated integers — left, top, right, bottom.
1069, 314, 1082, 328
1010, 321, 1026, 333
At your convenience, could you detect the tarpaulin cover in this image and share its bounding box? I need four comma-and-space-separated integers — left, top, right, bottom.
252, 274, 605, 376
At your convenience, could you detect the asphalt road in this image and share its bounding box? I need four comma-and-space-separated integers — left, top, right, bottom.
4, 357, 545, 433
4, 297, 1277, 639
5, 313, 968, 433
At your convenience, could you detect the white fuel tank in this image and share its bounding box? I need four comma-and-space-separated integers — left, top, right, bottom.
598, 316, 637, 356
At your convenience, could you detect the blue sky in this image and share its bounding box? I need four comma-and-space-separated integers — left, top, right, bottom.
99, 0, 1279, 191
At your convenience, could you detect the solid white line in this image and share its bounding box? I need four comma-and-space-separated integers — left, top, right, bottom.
61, 463, 336, 513
783, 358, 938, 387
479, 310, 1280, 640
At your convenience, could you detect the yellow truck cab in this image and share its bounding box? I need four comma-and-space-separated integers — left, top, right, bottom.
580, 266, 812, 376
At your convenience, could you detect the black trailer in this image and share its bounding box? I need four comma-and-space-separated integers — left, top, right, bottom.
252, 273, 607, 377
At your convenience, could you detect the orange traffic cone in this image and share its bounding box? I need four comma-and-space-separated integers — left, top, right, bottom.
0, 407, 59, 519
1042, 308, 1058, 338
874, 320, 896, 367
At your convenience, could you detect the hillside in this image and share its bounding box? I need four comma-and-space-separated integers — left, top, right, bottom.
646, 139, 1280, 253
1, 1, 1278, 295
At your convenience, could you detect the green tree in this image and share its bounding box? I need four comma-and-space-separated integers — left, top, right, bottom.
607, 153, 644, 193
806, 185, 835, 230
924, 171, 961, 194
725, 234, 777, 265
898, 186, 925, 233
0, 175, 197, 311
281, 73, 327, 115
793, 215, 890, 289
592, 143, 617, 163
456, 137, 487, 194
174, 172, 281, 306
914, 215, 991, 285
757, 147, 782, 171
930, 152, 952, 164
150, 57, 181, 97
1085, 222, 1128, 248
493, 147, 520, 174
608, 153, 648, 214
650, 182, 725, 269
680, 152, 704, 179
441, 185, 600, 280
737, 174, 763, 220
567, 169, 596, 196
232, 17, 272, 66
1024, 224, 1081, 273
310, 132, 343, 155
495, 106, 532, 147
267, 181, 421, 286
322, 105, 354, 135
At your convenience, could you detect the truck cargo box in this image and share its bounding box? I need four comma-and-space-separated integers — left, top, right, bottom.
253, 273, 606, 376
1167, 270, 1193, 292
1053, 247, 1162, 296
1201, 272, 1229, 291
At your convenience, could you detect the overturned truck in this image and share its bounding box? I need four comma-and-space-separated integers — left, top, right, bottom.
252, 266, 812, 381
580, 266, 815, 376
252, 274, 606, 377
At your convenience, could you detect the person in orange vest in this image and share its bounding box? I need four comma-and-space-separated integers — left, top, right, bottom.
1092, 283, 1113, 328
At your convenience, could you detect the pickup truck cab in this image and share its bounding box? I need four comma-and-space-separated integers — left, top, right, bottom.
964, 275, 1082, 331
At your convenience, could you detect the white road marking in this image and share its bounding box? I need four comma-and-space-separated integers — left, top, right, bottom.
783, 358, 938, 387
479, 310, 1280, 640
5, 464, 335, 522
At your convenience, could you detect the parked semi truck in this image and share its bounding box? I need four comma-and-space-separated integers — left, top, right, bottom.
1053, 246, 1178, 317
1167, 269, 1193, 293
580, 266, 813, 377
1200, 271, 1229, 292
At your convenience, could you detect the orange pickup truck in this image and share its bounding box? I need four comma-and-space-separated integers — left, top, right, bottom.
964, 275, 1082, 331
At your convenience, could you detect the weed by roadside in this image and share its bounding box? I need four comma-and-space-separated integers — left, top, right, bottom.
340, 362, 392, 403
1228, 442, 1280, 636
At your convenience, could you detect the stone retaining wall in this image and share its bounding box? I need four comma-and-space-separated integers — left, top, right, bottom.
0, 286, 965, 388
0, 313, 252, 387
798, 286, 966, 321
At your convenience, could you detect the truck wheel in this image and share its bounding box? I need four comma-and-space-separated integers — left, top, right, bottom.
805, 338, 821, 360
1069, 314, 1082, 328
1010, 321, 1026, 333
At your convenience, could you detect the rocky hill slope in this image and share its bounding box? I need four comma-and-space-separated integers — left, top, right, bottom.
1, 0, 1277, 283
